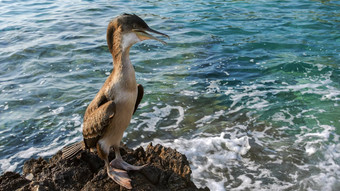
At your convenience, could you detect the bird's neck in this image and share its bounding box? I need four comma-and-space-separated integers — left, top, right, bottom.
111, 46, 136, 90
113, 46, 130, 68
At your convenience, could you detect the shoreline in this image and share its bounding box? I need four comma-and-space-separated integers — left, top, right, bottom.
0, 143, 208, 191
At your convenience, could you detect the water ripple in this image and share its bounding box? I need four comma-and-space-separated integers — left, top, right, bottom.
1, 0, 340, 190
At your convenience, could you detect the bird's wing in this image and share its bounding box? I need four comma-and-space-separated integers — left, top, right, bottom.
133, 84, 144, 114
83, 93, 116, 148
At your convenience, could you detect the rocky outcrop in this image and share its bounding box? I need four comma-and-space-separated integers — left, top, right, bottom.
0, 143, 208, 191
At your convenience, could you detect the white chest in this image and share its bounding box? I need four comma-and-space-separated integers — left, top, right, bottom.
105, 64, 137, 106
114, 86, 137, 106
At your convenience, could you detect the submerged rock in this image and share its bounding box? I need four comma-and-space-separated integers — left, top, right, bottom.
0, 143, 208, 191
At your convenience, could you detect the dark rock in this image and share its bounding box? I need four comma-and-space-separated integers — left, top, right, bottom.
0, 171, 30, 191
0, 143, 209, 191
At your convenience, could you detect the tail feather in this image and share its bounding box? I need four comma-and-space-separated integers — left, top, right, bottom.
62, 141, 85, 159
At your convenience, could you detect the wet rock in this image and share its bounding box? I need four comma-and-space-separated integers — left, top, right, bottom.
0, 143, 209, 191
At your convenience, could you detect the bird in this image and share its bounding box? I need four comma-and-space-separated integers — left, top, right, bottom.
62, 13, 169, 189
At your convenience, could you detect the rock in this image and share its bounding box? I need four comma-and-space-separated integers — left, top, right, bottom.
0, 143, 209, 191
0, 171, 30, 191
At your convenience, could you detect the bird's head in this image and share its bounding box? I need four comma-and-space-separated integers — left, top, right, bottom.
107, 13, 169, 55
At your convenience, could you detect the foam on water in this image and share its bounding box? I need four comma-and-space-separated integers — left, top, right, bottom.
0, 141, 62, 172
293, 140, 340, 191
134, 66, 340, 190
195, 110, 225, 127
1, 1, 339, 190
134, 104, 184, 131
51, 106, 64, 115
0, 112, 83, 173
140, 130, 251, 190
180, 90, 200, 98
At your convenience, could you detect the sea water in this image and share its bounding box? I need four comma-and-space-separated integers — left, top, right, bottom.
0, 0, 339, 190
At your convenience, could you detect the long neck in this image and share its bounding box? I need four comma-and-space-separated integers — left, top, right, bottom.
112, 44, 136, 91
113, 47, 132, 74
107, 25, 136, 90
107, 25, 132, 69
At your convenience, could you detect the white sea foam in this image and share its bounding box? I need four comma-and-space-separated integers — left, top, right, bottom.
223, 69, 339, 117
195, 110, 225, 127
71, 114, 82, 127
0, 130, 82, 173
136, 97, 340, 191
0, 156, 17, 172
52, 106, 64, 115
180, 90, 200, 97
1, 68, 338, 190
296, 142, 340, 191
138, 101, 149, 108
207, 80, 221, 93
272, 109, 295, 125
136, 104, 184, 131
16, 147, 39, 159
140, 131, 251, 190
225, 84, 269, 110
0, 148, 38, 172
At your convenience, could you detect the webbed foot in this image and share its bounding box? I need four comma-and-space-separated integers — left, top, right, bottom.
107, 166, 132, 189
110, 157, 147, 171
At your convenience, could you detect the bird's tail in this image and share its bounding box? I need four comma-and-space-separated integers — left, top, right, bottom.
61, 141, 85, 159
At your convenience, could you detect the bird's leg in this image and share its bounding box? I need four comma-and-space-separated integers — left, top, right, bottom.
97, 143, 132, 190
110, 146, 147, 171
106, 157, 132, 189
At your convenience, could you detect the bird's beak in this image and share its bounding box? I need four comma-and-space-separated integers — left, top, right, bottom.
133, 27, 169, 45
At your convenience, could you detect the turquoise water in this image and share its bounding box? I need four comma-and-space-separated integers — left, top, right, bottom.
1, 0, 340, 190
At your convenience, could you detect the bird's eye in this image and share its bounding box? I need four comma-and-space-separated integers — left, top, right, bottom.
133, 24, 137, 29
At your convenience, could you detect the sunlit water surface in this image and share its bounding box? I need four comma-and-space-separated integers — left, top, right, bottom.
1, 0, 340, 190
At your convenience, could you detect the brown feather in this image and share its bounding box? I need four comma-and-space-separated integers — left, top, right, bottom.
83, 95, 116, 148
133, 84, 144, 114
61, 141, 85, 159
106, 20, 115, 55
